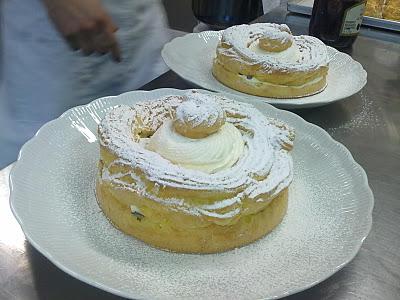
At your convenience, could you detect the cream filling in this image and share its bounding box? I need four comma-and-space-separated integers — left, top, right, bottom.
146, 119, 244, 174
238, 73, 324, 89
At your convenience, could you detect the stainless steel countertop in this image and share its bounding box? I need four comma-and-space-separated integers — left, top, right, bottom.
1, 10, 399, 300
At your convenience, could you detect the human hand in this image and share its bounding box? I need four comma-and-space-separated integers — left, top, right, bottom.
42, 0, 121, 62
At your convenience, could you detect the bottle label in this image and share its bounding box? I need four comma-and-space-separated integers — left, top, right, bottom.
340, 2, 366, 36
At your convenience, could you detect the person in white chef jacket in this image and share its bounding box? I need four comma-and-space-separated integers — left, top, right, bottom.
0, 0, 169, 168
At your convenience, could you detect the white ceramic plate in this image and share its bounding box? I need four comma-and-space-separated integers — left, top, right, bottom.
10, 89, 373, 299
161, 31, 367, 109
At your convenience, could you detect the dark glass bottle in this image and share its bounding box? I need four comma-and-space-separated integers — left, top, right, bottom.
309, 0, 366, 48
192, 0, 263, 28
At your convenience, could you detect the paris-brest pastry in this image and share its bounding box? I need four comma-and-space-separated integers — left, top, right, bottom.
213, 23, 329, 98
96, 91, 295, 253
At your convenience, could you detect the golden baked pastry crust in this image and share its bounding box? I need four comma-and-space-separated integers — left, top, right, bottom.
383, 0, 400, 20
365, 0, 400, 21
212, 23, 329, 99
172, 97, 226, 138
96, 93, 295, 253
213, 60, 327, 98
365, 0, 385, 18
96, 177, 288, 254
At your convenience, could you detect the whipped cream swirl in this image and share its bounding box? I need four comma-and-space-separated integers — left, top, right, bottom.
146, 119, 244, 174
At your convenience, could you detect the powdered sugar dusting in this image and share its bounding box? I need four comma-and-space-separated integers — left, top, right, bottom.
329, 91, 383, 134
219, 23, 329, 72
175, 91, 225, 128
98, 91, 295, 220
262, 25, 293, 44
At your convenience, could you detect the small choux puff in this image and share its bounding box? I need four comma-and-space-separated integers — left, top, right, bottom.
173, 93, 226, 139
259, 24, 293, 52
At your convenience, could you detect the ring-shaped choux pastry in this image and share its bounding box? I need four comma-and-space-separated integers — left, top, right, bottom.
212, 23, 330, 98
96, 91, 295, 253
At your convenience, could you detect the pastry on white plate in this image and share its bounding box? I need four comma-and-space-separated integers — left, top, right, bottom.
212, 23, 329, 98
96, 90, 295, 253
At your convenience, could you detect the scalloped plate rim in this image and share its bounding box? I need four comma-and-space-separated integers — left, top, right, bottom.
161, 31, 368, 109
9, 88, 374, 300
